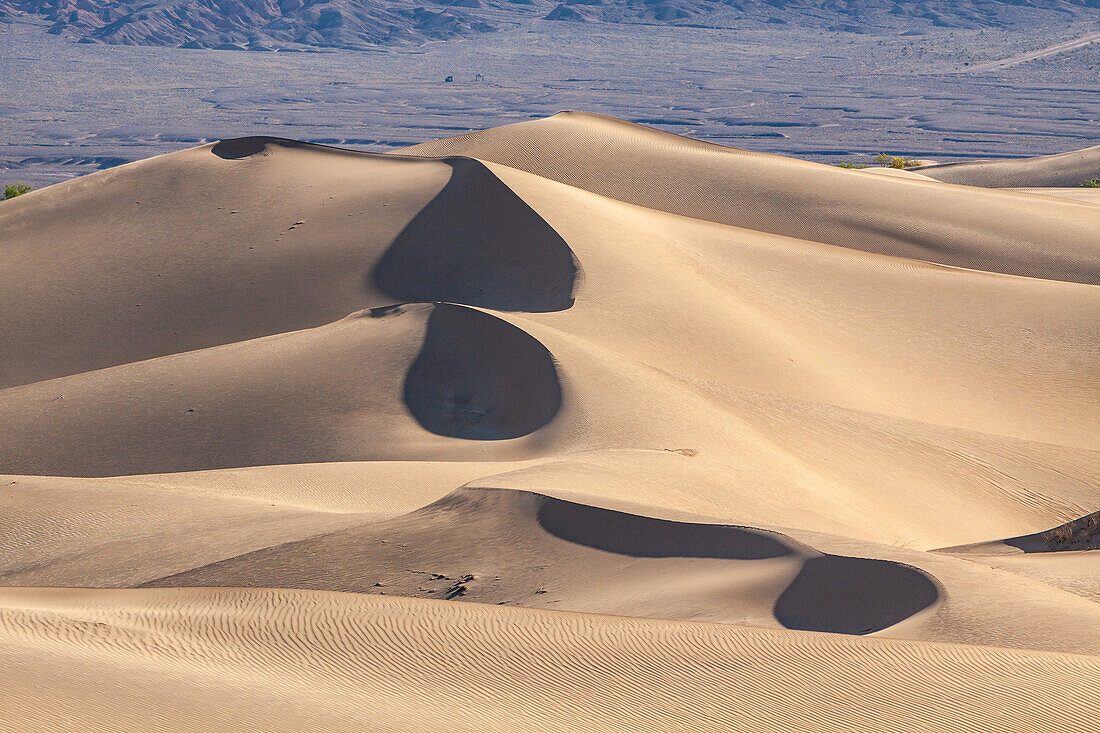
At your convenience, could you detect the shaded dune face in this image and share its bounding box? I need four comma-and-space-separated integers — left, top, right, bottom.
536, 496, 798, 560
372, 157, 579, 312
940, 510, 1100, 554
0, 304, 564, 476
774, 556, 940, 635
538, 495, 940, 635
0, 140, 577, 390
404, 304, 563, 439
4, 117, 1100, 721
1008, 511, 1100, 553
211, 136, 309, 159
400, 112, 1100, 285
147, 487, 940, 636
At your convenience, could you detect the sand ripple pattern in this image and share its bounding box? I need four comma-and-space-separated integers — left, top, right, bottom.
1, 588, 1099, 733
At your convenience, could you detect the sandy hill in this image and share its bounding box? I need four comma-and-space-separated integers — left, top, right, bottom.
0, 113, 1097, 730
916, 144, 1100, 187
401, 112, 1100, 285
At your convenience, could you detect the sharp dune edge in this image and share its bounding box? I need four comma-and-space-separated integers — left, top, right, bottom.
0, 112, 1097, 731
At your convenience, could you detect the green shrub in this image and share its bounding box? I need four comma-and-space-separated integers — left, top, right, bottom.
1080, 179, 1100, 188
3, 182, 32, 199
874, 153, 921, 169
835, 162, 870, 169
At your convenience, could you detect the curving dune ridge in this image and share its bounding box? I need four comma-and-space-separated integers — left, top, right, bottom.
0, 113, 1098, 731
915, 144, 1100, 188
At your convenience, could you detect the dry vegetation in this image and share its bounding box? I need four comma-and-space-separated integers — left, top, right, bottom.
1042, 512, 1100, 551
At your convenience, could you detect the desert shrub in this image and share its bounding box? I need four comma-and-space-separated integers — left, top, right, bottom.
835, 162, 870, 169
874, 153, 921, 169
1080, 179, 1100, 188
1041, 511, 1100, 550
3, 182, 32, 199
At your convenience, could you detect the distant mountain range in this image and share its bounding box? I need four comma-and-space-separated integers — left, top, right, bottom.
0, 0, 497, 49
2, 0, 1098, 50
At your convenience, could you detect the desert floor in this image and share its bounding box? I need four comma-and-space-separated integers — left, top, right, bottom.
2, 18, 1099, 188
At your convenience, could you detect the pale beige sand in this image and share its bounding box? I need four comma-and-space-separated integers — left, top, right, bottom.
915, 144, 1100, 187
950, 551, 1100, 603
3, 588, 1100, 733
1008, 186, 1100, 203
146, 487, 1100, 654
937, 512, 1100, 603
0, 114, 1097, 730
401, 112, 1100, 284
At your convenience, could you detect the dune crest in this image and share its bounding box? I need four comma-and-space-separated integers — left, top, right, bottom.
0, 304, 565, 476
940, 510, 1100, 555
373, 157, 578, 312
144, 487, 1100, 653
401, 111, 1100, 284
917, 145, 1100, 187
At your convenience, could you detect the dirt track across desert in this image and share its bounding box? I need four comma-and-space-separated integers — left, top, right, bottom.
960, 27, 1100, 72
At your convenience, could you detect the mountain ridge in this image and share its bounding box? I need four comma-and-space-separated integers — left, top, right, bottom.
3, 0, 1099, 50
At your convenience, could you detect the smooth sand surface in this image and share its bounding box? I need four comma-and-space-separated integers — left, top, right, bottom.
1, 113, 1097, 730
1008, 186, 1100, 204
915, 144, 1100, 187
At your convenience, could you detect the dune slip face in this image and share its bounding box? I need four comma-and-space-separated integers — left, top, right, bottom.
0, 113, 1098, 731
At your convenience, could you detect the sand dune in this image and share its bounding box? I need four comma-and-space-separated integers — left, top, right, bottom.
1008, 187, 1100, 203
0, 473, 369, 588
943, 510, 1100, 555
146, 487, 1100, 653
0, 304, 569, 475
147, 488, 943, 637
935, 511, 1100, 604
3, 588, 1100, 733
401, 112, 1100, 284
372, 157, 578, 312
0, 140, 442, 387
917, 144, 1100, 187
0, 113, 1097, 730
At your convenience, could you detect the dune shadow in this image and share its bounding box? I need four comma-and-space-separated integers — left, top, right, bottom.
211, 136, 307, 159
536, 496, 796, 559
1004, 510, 1100, 553
371, 157, 578, 312
774, 555, 939, 635
403, 304, 562, 440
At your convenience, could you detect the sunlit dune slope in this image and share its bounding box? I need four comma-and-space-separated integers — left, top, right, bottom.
400, 112, 1100, 284
2, 588, 1100, 733
0, 141, 577, 388
146, 486, 1100, 654
916, 144, 1100, 188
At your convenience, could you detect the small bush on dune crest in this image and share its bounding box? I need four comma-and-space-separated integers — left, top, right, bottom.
1041, 511, 1100, 551
874, 153, 921, 169
835, 161, 870, 169
3, 182, 32, 199
1080, 179, 1100, 188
